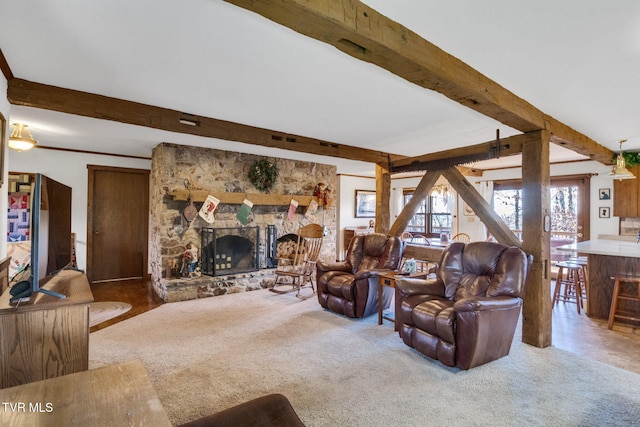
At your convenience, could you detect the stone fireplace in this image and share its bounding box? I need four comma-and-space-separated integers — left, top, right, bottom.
149, 143, 337, 302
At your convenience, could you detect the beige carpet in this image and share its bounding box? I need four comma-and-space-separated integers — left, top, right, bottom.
89, 289, 640, 426
89, 301, 132, 327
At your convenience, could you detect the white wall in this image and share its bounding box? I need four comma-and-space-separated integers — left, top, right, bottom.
337, 174, 376, 256
7, 148, 150, 270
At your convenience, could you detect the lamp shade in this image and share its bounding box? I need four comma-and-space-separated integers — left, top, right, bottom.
8, 123, 37, 151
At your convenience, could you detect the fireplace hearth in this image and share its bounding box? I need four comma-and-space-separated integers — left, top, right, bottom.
201, 227, 259, 276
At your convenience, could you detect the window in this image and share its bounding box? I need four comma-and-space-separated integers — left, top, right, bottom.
493, 175, 591, 261
403, 187, 453, 237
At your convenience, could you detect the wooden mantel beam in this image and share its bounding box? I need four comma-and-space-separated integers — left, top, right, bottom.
7, 78, 402, 165
224, 0, 613, 165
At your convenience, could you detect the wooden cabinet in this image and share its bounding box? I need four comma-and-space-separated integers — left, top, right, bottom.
613, 165, 640, 217
343, 227, 375, 252
0, 270, 93, 389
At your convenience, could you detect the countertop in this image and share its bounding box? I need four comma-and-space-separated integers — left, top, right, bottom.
557, 239, 640, 258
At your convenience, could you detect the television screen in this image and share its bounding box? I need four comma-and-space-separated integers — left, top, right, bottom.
9, 174, 72, 303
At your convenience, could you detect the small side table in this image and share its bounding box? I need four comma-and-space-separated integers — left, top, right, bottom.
378, 271, 427, 329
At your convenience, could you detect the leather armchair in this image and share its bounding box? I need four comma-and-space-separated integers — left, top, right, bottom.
316, 233, 403, 318
395, 241, 530, 370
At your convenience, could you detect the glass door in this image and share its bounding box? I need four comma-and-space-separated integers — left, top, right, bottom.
493, 175, 590, 261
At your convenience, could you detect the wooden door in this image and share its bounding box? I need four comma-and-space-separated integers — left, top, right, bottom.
87, 166, 149, 283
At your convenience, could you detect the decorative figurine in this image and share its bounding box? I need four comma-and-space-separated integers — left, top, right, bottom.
181, 243, 200, 278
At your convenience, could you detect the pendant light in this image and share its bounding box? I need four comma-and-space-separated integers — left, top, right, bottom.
608, 139, 636, 180
8, 123, 38, 151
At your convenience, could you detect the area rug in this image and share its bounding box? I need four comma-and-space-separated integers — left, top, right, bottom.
89, 290, 640, 426
88, 301, 132, 327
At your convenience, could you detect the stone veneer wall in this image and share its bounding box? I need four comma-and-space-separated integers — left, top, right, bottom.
149, 143, 337, 302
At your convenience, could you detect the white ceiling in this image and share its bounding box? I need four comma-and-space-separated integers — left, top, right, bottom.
2, 0, 640, 175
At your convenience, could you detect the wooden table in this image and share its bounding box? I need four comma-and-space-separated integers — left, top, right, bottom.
0, 270, 93, 388
378, 271, 428, 328
0, 359, 171, 426
426, 238, 451, 248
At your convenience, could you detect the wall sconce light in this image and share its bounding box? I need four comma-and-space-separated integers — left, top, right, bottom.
608, 139, 636, 180
8, 123, 38, 151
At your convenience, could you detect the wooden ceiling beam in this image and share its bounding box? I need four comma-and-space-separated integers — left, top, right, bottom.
548, 118, 613, 163
7, 78, 402, 165
390, 132, 538, 174
224, 0, 614, 165
0, 48, 14, 81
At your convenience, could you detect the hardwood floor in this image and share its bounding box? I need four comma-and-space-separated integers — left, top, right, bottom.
89, 278, 640, 374
89, 278, 163, 333
551, 300, 640, 374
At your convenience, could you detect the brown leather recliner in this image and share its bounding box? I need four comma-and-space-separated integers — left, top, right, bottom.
395, 241, 530, 370
316, 233, 403, 318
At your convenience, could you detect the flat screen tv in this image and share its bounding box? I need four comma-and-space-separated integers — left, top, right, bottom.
9, 174, 73, 303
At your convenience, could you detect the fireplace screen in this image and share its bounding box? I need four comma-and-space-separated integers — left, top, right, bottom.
201, 226, 259, 276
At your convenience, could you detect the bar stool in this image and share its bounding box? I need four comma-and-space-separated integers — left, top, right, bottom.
553, 261, 586, 314
607, 276, 640, 330
568, 256, 589, 304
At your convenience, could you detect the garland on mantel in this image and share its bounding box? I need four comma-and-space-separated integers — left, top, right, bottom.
248, 159, 278, 192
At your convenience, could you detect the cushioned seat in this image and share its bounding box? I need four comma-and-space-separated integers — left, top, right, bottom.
316, 233, 403, 318
396, 241, 530, 370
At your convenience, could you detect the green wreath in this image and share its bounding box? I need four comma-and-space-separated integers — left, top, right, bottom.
248, 159, 278, 192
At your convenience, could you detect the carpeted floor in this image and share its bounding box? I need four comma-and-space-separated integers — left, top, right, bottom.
89, 289, 640, 426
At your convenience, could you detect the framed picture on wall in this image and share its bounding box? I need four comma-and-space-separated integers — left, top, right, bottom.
463, 201, 475, 216
599, 206, 610, 218
599, 188, 611, 200
355, 190, 376, 218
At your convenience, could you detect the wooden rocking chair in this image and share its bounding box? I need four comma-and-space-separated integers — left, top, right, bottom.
270, 223, 324, 297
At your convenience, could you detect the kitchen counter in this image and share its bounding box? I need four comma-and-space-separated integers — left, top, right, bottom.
557, 239, 640, 258
557, 239, 640, 321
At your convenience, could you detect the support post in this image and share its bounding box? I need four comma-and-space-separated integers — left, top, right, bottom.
521, 130, 552, 348
375, 163, 391, 234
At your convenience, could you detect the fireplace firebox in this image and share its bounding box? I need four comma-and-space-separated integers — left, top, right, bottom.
201, 227, 259, 276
